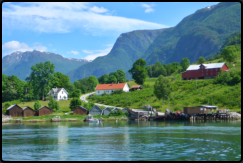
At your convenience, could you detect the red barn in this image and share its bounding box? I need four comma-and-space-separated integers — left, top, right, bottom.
182, 62, 229, 80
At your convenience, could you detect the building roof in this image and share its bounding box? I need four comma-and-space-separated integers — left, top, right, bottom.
90, 105, 102, 111
38, 106, 53, 111
112, 108, 120, 112
132, 85, 140, 88
103, 107, 112, 111
22, 106, 34, 111
95, 83, 126, 90
7, 104, 18, 110
73, 106, 88, 111
47, 88, 69, 95
199, 105, 218, 109
186, 62, 226, 71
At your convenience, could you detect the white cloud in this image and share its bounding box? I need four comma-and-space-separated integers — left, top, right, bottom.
83, 47, 112, 61
82, 50, 94, 54
2, 2, 168, 35
141, 3, 155, 13
67, 51, 79, 55
89, 6, 108, 13
2, 40, 47, 55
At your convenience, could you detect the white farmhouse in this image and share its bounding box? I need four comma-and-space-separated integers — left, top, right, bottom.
95, 82, 129, 95
47, 88, 69, 101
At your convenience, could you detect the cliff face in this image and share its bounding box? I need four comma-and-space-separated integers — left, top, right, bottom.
143, 2, 241, 65
67, 29, 166, 82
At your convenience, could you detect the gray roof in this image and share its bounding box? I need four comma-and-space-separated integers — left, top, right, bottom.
38, 106, 52, 110
112, 108, 120, 112
7, 104, 17, 110
199, 105, 218, 109
74, 106, 88, 111
90, 105, 102, 111
47, 88, 69, 95
186, 62, 225, 71
103, 107, 112, 111
22, 106, 34, 111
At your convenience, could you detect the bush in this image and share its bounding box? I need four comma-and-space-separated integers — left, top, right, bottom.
173, 106, 183, 112
34, 100, 41, 111
109, 109, 125, 116
111, 90, 123, 95
69, 97, 82, 110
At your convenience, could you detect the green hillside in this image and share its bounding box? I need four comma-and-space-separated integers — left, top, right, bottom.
67, 29, 165, 82
88, 30, 241, 112
143, 2, 241, 65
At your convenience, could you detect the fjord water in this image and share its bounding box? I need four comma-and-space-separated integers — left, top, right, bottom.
2, 121, 241, 161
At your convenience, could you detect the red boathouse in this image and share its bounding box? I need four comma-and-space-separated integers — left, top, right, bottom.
182, 62, 229, 80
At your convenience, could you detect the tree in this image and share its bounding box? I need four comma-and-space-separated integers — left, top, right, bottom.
26, 61, 55, 101
115, 69, 126, 83
48, 96, 58, 111
128, 58, 147, 85
153, 75, 171, 108
34, 100, 41, 111
198, 56, 206, 64
180, 58, 190, 72
222, 45, 238, 63
98, 74, 109, 84
88, 76, 99, 91
50, 72, 70, 88
3, 102, 11, 114
69, 97, 82, 110
71, 89, 81, 98
108, 75, 117, 84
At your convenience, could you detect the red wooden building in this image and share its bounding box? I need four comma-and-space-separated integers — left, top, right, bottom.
22, 106, 36, 117
6, 104, 23, 117
182, 62, 229, 80
38, 106, 53, 116
72, 106, 88, 115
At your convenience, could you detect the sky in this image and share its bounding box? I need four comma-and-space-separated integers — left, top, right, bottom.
2, 2, 220, 61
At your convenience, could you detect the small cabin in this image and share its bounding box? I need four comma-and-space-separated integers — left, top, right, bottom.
111, 108, 120, 113
6, 104, 22, 117
183, 105, 217, 115
38, 106, 53, 116
89, 105, 102, 116
121, 108, 129, 114
102, 107, 112, 116
22, 106, 36, 117
73, 106, 88, 115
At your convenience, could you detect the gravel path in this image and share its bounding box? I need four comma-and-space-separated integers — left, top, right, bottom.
80, 92, 123, 109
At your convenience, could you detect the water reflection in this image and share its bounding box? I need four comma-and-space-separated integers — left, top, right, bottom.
2, 121, 241, 161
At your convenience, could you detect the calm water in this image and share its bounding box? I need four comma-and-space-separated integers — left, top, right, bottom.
2, 120, 241, 161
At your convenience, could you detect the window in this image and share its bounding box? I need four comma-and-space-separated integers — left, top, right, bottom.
211, 72, 213, 75
216, 72, 218, 75
62, 91, 63, 94
206, 73, 208, 76
98, 91, 99, 93
206, 69, 208, 72
211, 69, 212, 71
60, 96, 61, 99
201, 69, 203, 72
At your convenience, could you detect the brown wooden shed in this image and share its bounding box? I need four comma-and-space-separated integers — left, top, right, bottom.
38, 106, 53, 116
72, 106, 88, 115
22, 106, 36, 117
183, 105, 217, 115
6, 104, 23, 117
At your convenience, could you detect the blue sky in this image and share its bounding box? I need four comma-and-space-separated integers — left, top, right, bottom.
2, 2, 219, 61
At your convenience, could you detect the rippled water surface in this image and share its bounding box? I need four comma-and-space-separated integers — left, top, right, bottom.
2, 120, 241, 161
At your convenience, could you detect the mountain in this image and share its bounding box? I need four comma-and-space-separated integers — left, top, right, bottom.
143, 2, 241, 65
2, 50, 90, 81
67, 29, 165, 82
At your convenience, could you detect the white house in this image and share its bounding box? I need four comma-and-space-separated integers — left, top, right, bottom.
95, 82, 129, 95
47, 88, 69, 101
